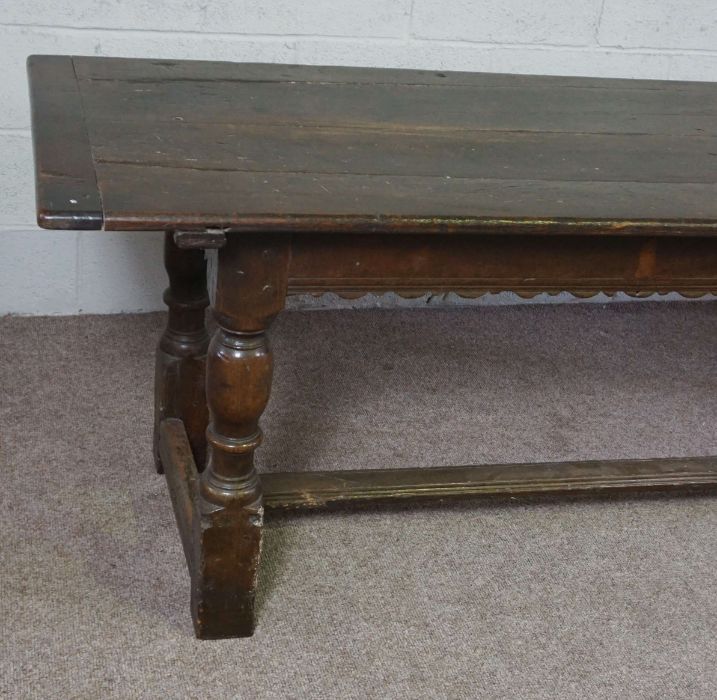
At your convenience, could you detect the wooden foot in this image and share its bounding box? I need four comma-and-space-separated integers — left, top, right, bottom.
159, 417, 261, 638
154, 231, 210, 473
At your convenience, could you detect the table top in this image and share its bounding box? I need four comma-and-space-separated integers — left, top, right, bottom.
29, 55, 717, 236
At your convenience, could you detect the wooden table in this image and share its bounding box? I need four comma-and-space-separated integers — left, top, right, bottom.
29, 55, 717, 639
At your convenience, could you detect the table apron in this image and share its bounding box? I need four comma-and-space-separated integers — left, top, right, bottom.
285, 233, 717, 297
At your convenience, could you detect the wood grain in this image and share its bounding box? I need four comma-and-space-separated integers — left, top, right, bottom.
28, 55, 102, 229
262, 457, 717, 511
286, 233, 717, 296
158, 417, 200, 573
29, 55, 717, 234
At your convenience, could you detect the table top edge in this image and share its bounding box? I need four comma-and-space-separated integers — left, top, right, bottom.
33, 53, 717, 91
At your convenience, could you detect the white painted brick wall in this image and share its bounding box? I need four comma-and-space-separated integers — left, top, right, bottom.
0, 1, 715, 315
412, 0, 603, 45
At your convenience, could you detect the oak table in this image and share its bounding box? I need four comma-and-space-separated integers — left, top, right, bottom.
29, 55, 717, 639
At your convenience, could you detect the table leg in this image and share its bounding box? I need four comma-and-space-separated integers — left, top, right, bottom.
154, 232, 210, 473
191, 233, 290, 638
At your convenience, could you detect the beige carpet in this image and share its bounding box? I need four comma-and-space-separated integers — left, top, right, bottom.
1, 302, 716, 699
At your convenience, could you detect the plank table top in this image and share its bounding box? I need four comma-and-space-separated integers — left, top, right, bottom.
29, 54, 717, 237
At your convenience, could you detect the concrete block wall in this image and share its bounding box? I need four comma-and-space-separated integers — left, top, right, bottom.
1, 1, 716, 315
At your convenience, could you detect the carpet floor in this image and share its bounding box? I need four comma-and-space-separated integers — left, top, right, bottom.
1, 302, 716, 699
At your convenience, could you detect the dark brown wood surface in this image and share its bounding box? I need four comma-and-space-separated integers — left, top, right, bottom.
153, 232, 210, 474
28, 55, 102, 229
286, 233, 717, 297
262, 457, 717, 511
29, 54, 717, 235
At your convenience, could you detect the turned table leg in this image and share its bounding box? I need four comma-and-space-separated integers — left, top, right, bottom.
190, 233, 290, 638
154, 232, 210, 473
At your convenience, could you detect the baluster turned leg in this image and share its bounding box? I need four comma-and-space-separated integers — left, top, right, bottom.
191, 233, 290, 638
154, 231, 210, 473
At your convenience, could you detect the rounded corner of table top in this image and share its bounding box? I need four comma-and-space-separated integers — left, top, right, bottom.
36, 209, 104, 231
